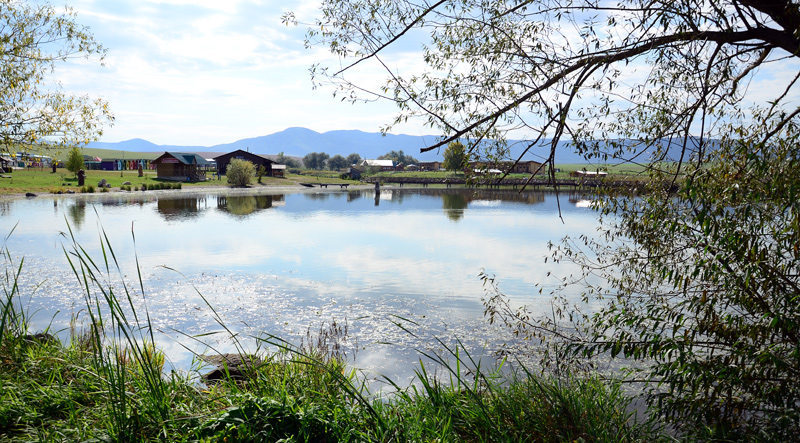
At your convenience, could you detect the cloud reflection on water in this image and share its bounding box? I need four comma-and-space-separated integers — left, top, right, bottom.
2, 188, 601, 381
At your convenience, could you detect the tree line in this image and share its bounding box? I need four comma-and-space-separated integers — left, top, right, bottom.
299, 150, 420, 170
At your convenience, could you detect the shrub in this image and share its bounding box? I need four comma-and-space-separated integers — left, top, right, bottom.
227, 159, 255, 187
65, 147, 84, 175
86, 185, 94, 193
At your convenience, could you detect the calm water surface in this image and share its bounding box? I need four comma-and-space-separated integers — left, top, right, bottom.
0, 188, 598, 384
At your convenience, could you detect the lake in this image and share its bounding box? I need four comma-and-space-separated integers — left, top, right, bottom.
0, 187, 598, 385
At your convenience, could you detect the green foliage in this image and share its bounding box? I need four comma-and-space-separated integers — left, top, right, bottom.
486, 120, 800, 439
65, 147, 84, 175
226, 158, 255, 187
346, 153, 361, 165
378, 149, 418, 166
300, 1, 800, 439
256, 165, 267, 183
0, 0, 113, 149
275, 151, 301, 169
294, 0, 800, 171
327, 154, 349, 170
442, 141, 467, 172
302, 152, 329, 170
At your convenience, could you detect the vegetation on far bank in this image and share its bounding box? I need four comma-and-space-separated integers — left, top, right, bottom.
0, 163, 647, 196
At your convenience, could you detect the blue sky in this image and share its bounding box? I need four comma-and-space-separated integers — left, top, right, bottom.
55, 0, 424, 146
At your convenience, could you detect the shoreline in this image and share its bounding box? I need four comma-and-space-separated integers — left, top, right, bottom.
0, 183, 385, 202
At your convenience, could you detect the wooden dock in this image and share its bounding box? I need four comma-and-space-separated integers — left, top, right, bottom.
299, 183, 351, 189
360, 176, 648, 190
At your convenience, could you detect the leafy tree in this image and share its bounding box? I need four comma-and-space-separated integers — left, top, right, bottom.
302, 152, 330, 170
275, 152, 301, 169
290, 0, 800, 172
65, 146, 84, 175
442, 141, 466, 173
346, 153, 361, 165
292, 0, 800, 438
256, 165, 268, 183
378, 150, 418, 166
0, 0, 113, 151
327, 154, 349, 170
226, 158, 255, 187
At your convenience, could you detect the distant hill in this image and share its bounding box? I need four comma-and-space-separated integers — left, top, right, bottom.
87, 127, 713, 165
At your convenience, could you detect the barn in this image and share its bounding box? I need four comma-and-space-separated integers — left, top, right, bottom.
151, 152, 212, 181
214, 150, 277, 176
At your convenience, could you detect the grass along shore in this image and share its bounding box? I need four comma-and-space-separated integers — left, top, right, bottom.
0, 225, 667, 442
0, 168, 358, 196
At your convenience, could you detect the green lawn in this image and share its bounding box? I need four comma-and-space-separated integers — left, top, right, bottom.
0, 168, 362, 195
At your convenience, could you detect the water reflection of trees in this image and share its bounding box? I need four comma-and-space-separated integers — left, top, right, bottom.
217, 194, 283, 216
347, 191, 362, 202
157, 197, 201, 220
67, 201, 86, 228
442, 193, 468, 222
304, 192, 331, 201
0, 201, 11, 217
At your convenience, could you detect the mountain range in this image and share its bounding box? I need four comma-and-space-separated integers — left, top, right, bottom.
87, 127, 703, 164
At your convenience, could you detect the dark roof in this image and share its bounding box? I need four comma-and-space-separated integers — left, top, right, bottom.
154, 152, 212, 166
213, 149, 275, 164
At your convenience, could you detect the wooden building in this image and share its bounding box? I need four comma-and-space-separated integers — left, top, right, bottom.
151, 152, 211, 181
359, 159, 395, 171
271, 164, 286, 177
509, 160, 545, 174
467, 160, 546, 175
417, 161, 441, 171
214, 150, 277, 176
570, 170, 608, 178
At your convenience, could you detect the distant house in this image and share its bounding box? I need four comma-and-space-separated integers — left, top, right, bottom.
359, 159, 395, 171
570, 170, 608, 178
418, 161, 441, 171
151, 152, 212, 181
99, 159, 152, 171
271, 163, 286, 178
467, 160, 545, 175
214, 150, 277, 176
509, 160, 545, 174
0, 154, 12, 172
349, 164, 365, 180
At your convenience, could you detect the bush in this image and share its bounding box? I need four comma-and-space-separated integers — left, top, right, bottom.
65, 147, 84, 175
227, 159, 255, 187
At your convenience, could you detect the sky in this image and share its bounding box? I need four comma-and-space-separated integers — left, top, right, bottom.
53, 0, 425, 146
47, 0, 800, 148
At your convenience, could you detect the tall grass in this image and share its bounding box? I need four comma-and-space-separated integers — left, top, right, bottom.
0, 225, 667, 442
